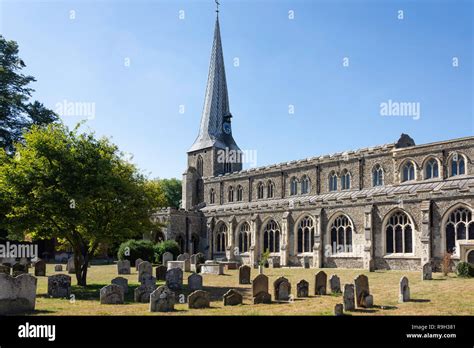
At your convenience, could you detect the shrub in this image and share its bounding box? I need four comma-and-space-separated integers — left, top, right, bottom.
456, 262, 473, 278
154, 240, 181, 263
117, 239, 155, 264
441, 253, 453, 276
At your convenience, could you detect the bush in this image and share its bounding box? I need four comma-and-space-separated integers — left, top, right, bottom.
456, 262, 473, 278
117, 239, 155, 265
154, 240, 181, 263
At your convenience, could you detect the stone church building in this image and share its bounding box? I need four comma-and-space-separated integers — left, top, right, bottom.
152, 14, 474, 272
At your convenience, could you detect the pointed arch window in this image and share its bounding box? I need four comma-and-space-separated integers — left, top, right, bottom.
228, 186, 234, 202
297, 216, 315, 253
445, 207, 474, 253
329, 171, 338, 191
176, 235, 185, 253
263, 220, 280, 253
385, 211, 413, 254
236, 185, 243, 202
197, 155, 204, 176
372, 164, 384, 186
341, 170, 351, 190
401, 161, 415, 182
450, 154, 466, 177
257, 181, 264, 199
290, 177, 298, 196
267, 180, 274, 198
301, 176, 310, 194
238, 222, 251, 253
424, 158, 439, 179
216, 223, 228, 253
209, 188, 216, 204
329, 215, 353, 254
224, 160, 232, 174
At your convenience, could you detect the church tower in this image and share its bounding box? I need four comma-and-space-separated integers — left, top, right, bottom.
182, 9, 242, 210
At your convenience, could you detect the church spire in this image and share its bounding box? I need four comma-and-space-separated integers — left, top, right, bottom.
188, 5, 240, 153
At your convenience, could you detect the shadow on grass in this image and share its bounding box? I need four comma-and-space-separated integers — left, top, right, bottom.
375, 305, 398, 310
408, 299, 431, 303
70, 284, 107, 300
350, 308, 378, 313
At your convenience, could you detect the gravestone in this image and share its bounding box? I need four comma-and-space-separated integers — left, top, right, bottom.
100, 284, 124, 304
365, 294, 374, 308
162, 252, 173, 267
0, 273, 37, 314
253, 291, 271, 304
12, 263, 28, 277
188, 290, 210, 309
48, 274, 71, 298
155, 265, 167, 281
273, 277, 291, 301
135, 258, 144, 271
200, 263, 224, 275
67, 257, 75, 274
183, 259, 191, 272
296, 280, 309, 298
422, 262, 432, 280
134, 284, 157, 303
329, 274, 341, 293
138, 261, 153, 283
252, 274, 269, 297
150, 286, 175, 312
166, 268, 183, 291
188, 273, 203, 292
140, 274, 157, 288
54, 265, 63, 272
239, 265, 251, 284
112, 277, 129, 294
334, 303, 344, 316
223, 289, 243, 306
315, 271, 327, 295
117, 260, 131, 275
343, 284, 355, 311
399, 276, 410, 303
34, 259, 46, 277
0, 264, 10, 275
177, 254, 185, 261
354, 274, 371, 308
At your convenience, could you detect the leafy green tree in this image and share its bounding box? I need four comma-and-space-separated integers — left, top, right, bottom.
158, 178, 182, 208
0, 123, 159, 286
0, 35, 57, 153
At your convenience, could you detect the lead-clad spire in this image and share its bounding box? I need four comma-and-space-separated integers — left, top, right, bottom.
188, 12, 240, 153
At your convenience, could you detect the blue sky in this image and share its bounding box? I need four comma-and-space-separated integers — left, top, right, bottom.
1, 0, 473, 179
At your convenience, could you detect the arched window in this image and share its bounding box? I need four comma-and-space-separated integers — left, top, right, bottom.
301, 176, 310, 194
445, 207, 474, 253
224, 160, 232, 174
236, 185, 243, 202
401, 161, 415, 182
257, 181, 264, 199
228, 186, 234, 202
424, 158, 439, 179
329, 215, 353, 254
297, 216, 314, 253
197, 155, 203, 176
341, 170, 351, 190
209, 188, 216, 204
263, 220, 280, 253
191, 234, 199, 254
329, 171, 338, 191
216, 223, 228, 253
290, 177, 298, 196
372, 164, 384, 187
238, 222, 251, 253
175, 235, 185, 253
385, 211, 413, 254
450, 154, 466, 177
267, 180, 274, 198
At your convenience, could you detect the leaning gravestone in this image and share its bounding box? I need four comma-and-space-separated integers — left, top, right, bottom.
343, 284, 355, 311
166, 268, 183, 291
34, 259, 46, 277
252, 274, 269, 297
0, 264, 10, 275
112, 277, 129, 294
273, 277, 291, 301
315, 271, 327, 295
239, 265, 251, 284
54, 265, 63, 272
150, 286, 175, 312
422, 262, 432, 280
329, 274, 341, 293
334, 303, 344, 316
188, 273, 203, 292
354, 274, 371, 308
135, 258, 144, 271
155, 265, 167, 281
223, 289, 243, 306
138, 261, 153, 283
12, 263, 28, 277
134, 284, 157, 303
117, 260, 131, 275
48, 274, 71, 298
0, 273, 37, 314
100, 284, 124, 304
162, 252, 173, 267
399, 276, 410, 303
296, 280, 309, 298
188, 290, 210, 309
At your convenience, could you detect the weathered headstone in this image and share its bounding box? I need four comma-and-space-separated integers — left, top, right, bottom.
138, 261, 153, 283
167, 260, 185, 271
188, 273, 203, 292
253, 291, 271, 304
155, 265, 167, 281
12, 263, 28, 277
34, 259, 46, 277
134, 284, 157, 303
334, 303, 344, 316
182, 253, 190, 260
315, 271, 327, 295
354, 274, 371, 308
200, 263, 224, 275
117, 260, 131, 275
177, 254, 185, 261
343, 284, 355, 311
296, 279, 309, 298
100, 284, 124, 304
166, 268, 183, 291
329, 274, 341, 294
239, 265, 251, 284
141, 274, 157, 288
48, 274, 71, 298
112, 277, 129, 294
273, 277, 291, 301
365, 294, 374, 308
162, 252, 173, 267
252, 274, 269, 296
67, 257, 75, 274
0, 273, 37, 314
399, 276, 410, 303
135, 258, 144, 271
188, 290, 210, 309
223, 289, 243, 306
54, 265, 63, 272
422, 262, 432, 280
150, 285, 175, 312
0, 264, 10, 275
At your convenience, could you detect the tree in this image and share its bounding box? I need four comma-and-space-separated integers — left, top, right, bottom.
0, 35, 57, 154
0, 123, 160, 286
158, 178, 182, 208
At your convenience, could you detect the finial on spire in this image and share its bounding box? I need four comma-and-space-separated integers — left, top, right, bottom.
215, 0, 220, 14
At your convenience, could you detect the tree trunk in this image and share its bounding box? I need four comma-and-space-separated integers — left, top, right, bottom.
74, 246, 89, 286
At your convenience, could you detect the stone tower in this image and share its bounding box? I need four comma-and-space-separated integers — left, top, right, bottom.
182, 13, 242, 210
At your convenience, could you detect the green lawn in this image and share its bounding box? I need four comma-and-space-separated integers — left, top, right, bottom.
29, 264, 474, 316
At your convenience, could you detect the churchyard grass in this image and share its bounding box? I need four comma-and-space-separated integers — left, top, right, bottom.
29, 264, 474, 316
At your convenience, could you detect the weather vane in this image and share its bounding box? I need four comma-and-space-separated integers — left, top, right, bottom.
215, 0, 220, 13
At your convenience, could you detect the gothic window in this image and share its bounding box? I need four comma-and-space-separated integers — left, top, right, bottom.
197, 155, 204, 176
224, 160, 232, 174
257, 181, 264, 199
329, 171, 338, 191
297, 216, 315, 253
341, 170, 351, 190
290, 177, 298, 196
216, 223, 228, 253
385, 211, 413, 254
424, 158, 439, 179
401, 161, 415, 182
372, 164, 384, 187
238, 222, 251, 253
301, 175, 310, 194
329, 215, 353, 254
236, 185, 243, 202
191, 234, 199, 254
267, 180, 274, 198
209, 188, 215, 204
445, 207, 474, 253
263, 220, 280, 253
228, 186, 234, 202
450, 154, 466, 177
175, 235, 185, 253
